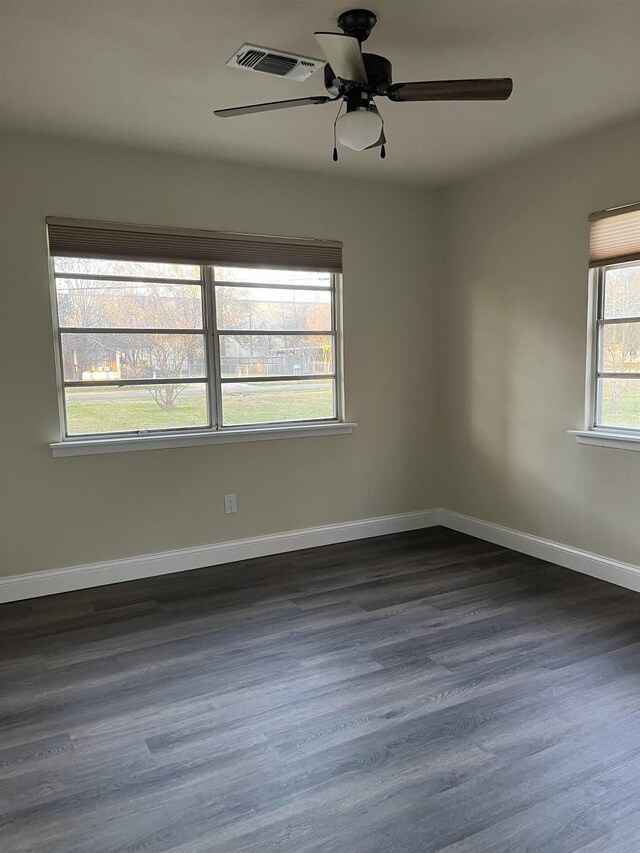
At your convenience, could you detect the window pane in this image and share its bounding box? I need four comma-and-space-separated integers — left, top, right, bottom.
53, 257, 200, 280
603, 265, 640, 319
64, 384, 209, 435
219, 334, 333, 377
596, 378, 640, 429
600, 323, 640, 373
61, 333, 207, 381
56, 279, 203, 329
221, 379, 335, 425
215, 286, 331, 331
213, 266, 331, 288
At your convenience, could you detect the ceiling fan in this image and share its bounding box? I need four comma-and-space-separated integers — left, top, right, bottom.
214, 9, 513, 158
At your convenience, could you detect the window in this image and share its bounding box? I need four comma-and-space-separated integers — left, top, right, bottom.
577, 203, 640, 447
48, 219, 345, 449
213, 266, 337, 427
592, 261, 640, 431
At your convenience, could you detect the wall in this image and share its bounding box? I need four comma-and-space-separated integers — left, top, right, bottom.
439, 116, 640, 566
2, 118, 639, 584
0, 132, 439, 576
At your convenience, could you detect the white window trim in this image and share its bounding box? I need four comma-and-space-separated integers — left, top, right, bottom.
568, 264, 640, 451
49, 256, 350, 453
567, 429, 640, 452
50, 421, 357, 457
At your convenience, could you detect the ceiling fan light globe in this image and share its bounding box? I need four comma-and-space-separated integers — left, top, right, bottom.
336, 108, 383, 151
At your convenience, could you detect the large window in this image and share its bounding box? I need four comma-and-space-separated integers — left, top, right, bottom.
586, 203, 640, 438
49, 222, 342, 442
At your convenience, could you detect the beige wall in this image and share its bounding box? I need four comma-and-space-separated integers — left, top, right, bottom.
439, 117, 640, 566
2, 118, 639, 580
0, 132, 439, 576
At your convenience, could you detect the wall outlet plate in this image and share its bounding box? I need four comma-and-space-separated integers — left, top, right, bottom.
224, 494, 237, 514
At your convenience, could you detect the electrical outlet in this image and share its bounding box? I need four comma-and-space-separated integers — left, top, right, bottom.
224, 493, 237, 515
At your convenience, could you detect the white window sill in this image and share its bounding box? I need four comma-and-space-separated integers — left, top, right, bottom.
568, 429, 640, 452
50, 422, 357, 457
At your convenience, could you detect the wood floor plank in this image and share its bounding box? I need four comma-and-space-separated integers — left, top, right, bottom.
1, 526, 639, 852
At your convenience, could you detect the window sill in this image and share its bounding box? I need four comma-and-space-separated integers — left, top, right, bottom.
50, 422, 357, 457
567, 429, 640, 452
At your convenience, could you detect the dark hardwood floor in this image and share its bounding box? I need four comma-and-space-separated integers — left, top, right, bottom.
1, 526, 640, 853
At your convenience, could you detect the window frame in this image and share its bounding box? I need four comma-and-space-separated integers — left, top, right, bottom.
571, 259, 640, 450
206, 265, 343, 431
49, 257, 346, 447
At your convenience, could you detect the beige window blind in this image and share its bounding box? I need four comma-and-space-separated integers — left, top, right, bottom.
589, 202, 640, 268
46, 217, 343, 273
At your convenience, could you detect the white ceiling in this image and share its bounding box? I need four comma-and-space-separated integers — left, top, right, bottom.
1, 0, 639, 185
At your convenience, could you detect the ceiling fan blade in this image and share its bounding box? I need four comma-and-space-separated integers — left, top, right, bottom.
386, 78, 513, 102
314, 32, 367, 83
214, 95, 332, 118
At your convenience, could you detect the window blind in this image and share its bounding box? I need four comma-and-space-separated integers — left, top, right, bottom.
589, 203, 640, 268
46, 217, 343, 273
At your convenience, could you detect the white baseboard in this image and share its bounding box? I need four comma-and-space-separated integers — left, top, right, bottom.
0, 509, 442, 603
2, 507, 639, 603
441, 509, 640, 594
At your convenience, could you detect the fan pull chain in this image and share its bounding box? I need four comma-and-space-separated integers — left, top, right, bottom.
332, 100, 343, 162
378, 105, 386, 159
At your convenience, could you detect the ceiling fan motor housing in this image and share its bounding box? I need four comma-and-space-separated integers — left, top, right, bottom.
337, 9, 378, 42
324, 53, 392, 96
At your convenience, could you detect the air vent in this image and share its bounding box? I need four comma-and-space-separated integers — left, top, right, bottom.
227, 44, 324, 82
